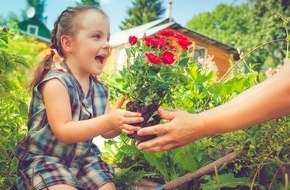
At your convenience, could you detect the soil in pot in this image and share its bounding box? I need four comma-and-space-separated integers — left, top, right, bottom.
126, 101, 161, 142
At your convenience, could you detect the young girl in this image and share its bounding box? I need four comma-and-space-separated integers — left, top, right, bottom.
13, 6, 143, 190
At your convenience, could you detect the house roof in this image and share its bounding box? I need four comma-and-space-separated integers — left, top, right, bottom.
109, 17, 170, 47
110, 17, 237, 54
18, 16, 51, 42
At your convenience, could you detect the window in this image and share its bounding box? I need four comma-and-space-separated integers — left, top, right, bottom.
193, 47, 207, 61
27, 25, 39, 36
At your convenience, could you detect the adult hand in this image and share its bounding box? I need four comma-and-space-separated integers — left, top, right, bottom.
137, 107, 206, 152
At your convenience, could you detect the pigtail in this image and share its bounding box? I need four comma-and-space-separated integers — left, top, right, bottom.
29, 10, 65, 91
29, 50, 55, 91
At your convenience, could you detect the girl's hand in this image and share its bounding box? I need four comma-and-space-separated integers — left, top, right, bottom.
106, 97, 143, 134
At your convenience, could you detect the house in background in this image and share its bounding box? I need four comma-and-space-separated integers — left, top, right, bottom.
106, 17, 239, 79
1, 14, 51, 46
17, 15, 51, 44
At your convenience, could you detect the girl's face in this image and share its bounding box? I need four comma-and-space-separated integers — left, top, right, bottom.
69, 10, 110, 76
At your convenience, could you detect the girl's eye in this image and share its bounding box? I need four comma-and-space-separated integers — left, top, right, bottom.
93, 34, 101, 39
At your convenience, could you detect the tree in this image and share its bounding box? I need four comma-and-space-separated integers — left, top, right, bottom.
0, 13, 19, 26
186, 0, 290, 71
26, 0, 46, 21
75, 0, 100, 7
119, 0, 165, 30
246, 0, 290, 67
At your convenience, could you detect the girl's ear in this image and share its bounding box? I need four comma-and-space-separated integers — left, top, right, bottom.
60, 35, 73, 53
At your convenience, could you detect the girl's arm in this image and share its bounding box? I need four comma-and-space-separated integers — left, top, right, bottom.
41, 80, 142, 144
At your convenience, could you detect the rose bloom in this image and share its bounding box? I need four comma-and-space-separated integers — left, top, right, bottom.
174, 32, 188, 41
129, 36, 138, 45
161, 51, 175, 64
145, 53, 161, 64
177, 39, 192, 50
158, 29, 175, 37
144, 36, 166, 49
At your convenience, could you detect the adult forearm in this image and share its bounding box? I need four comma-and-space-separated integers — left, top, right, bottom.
201, 68, 290, 136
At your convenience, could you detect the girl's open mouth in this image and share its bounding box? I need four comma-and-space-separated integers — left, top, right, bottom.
95, 55, 105, 64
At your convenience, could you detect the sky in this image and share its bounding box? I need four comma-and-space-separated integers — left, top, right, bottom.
0, 0, 245, 34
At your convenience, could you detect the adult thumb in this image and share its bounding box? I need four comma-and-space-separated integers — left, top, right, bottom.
158, 107, 177, 121
113, 96, 125, 109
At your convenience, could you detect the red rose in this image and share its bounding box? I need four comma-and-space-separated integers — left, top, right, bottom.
158, 29, 175, 37
177, 39, 192, 50
144, 36, 154, 47
169, 45, 176, 50
174, 32, 188, 41
129, 36, 138, 45
161, 51, 175, 64
157, 39, 166, 49
145, 53, 161, 64
144, 36, 166, 49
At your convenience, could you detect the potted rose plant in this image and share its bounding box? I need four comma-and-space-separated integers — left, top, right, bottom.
119, 29, 193, 141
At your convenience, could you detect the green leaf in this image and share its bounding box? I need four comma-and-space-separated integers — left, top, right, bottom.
179, 57, 189, 67
179, 74, 188, 84
142, 151, 176, 182
120, 144, 141, 156
115, 166, 159, 187
186, 64, 199, 80
0, 142, 9, 160
201, 173, 253, 189
0, 32, 8, 49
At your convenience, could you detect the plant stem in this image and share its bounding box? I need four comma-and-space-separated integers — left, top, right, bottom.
214, 166, 221, 190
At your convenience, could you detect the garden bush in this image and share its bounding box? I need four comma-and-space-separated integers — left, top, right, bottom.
0, 29, 48, 189
101, 22, 290, 189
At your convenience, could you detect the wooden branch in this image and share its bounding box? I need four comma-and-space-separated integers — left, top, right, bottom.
129, 179, 161, 190
132, 178, 160, 187
162, 151, 238, 190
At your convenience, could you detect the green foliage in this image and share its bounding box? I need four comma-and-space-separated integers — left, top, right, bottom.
99, 6, 290, 188
119, 0, 165, 30
103, 34, 290, 188
187, 1, 290, 71
75, 0, 100, 7
103, 133, 219, 189
202, 173, 255, 189
0, 13, 19, 26
0, 30, 28, 189
103, 61, 261, 189
102, 134, 162, 188
0, 29, 48, 189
